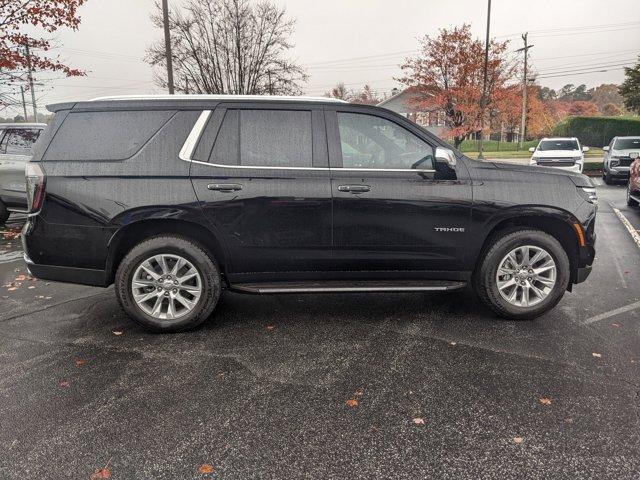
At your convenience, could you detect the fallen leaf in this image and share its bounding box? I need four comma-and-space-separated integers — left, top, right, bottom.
592, 352, 602, 358
14, 274, 27, 282
564, 417, 573, 423
75, 359, 86, 367
112, 330, 123, 336
611, 323, 620, 328
265, 325, 275, 331
28, 286, 35, 290
90, 468, 111, 479
198, 464, 215, 474
449, 341, 457, 346
346, 398, 358, 408
513, 437, 523, 444
7, 287, 17, 291
354, 388, 364, 397
413, 417, 425, 425
59, 380, 69, 388
539, 398, 552, 406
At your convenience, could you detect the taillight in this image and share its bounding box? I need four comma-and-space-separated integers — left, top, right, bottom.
25, 162, 46, 213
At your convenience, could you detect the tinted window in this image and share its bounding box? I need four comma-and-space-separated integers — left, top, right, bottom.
537, 140, 579, 151
0, 129, 41, 155
44, 110, 174, 161
614, 138, 640, 150
240, 110, 312, 167
337, 112, 434, 170
209, 110, 239, 165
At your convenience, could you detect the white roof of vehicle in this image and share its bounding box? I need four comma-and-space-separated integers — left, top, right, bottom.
90, 94, 348, 104
539, 137, 578, 141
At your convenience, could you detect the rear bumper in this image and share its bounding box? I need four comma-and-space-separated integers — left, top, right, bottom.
23, 253, 109, 287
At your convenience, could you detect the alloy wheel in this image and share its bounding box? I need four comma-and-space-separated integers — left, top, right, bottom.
496, 245, 557, 308
131, 254, 202, 320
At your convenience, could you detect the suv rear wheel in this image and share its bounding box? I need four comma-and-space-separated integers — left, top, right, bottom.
0, 201, 8, 226
115, 236, 221, 332
627, 182, 639, 207
474, 230, 570, 320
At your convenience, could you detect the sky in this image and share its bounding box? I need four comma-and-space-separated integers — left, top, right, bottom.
3, 0, 640, 117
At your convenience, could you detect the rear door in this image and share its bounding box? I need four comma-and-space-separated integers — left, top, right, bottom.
190, 104, 332, 280
326, 107, 473, 276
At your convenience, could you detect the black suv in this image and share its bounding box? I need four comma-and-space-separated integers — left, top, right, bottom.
22, 95, 597, 331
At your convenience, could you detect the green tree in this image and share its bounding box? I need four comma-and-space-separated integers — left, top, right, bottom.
620, 58, 640, 114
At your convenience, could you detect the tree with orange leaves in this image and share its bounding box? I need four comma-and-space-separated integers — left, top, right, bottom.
0, 0, 87, 85
398, 24, 517, 148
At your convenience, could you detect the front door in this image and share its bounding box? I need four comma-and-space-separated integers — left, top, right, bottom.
326, 108, 472, 277
190, 105, 332, 280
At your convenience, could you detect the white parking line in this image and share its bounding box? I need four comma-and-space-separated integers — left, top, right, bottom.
583, 300, 640, 325
592, 177, 603, 186
612, 206, 640, 250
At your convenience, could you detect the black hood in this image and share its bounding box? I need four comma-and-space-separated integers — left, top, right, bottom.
489, 161, 594, 187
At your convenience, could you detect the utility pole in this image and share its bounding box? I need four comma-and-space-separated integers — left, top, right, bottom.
516, 33, 533, 149
477, 0, 492, 160
161, 0, 175, 94
25, 43, 38, 121
20, 86, 28, 122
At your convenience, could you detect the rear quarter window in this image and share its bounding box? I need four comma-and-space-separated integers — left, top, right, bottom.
43, 110, 175, 161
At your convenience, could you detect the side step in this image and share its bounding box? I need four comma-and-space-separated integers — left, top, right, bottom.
230, 280, 467, 294
630, 194, 640, 203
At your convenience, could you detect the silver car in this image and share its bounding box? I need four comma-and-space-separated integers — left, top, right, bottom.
0, 123, 46, 224
602, 136, 640, 185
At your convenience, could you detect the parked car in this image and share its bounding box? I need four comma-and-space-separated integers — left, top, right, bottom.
627, 152, 640, 207
0, 123, 47, 224
603, 136, 640, 185
529, 137, 589, 173
22, 95, 597, 332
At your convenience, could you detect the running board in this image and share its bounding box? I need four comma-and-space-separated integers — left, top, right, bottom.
230, 280, 467, 294
630, 194, 640, 203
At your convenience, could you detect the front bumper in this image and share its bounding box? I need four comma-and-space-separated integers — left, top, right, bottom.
532, 163, 583, 173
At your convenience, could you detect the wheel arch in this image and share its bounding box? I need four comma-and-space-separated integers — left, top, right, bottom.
473, 208, 583, 287
106, 217, 229, 285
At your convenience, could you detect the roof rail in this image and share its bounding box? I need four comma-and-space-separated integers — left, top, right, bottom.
90, 94, 348, 104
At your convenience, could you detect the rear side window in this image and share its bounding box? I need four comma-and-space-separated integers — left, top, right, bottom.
240, 110, 312, 167
209, 110, 239, 166
43, 110, 174, 161
0, 128, 42, 155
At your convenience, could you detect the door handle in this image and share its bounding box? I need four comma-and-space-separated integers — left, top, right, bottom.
338, 184, 371, 193
207, 183, 243, 192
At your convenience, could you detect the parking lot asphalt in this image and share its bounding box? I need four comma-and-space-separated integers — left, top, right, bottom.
1, 182, 639, 480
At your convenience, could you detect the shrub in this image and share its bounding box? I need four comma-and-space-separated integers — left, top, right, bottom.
553, 116, 640, 147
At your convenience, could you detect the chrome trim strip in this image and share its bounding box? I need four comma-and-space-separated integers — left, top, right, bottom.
179, 110, 211, 161
179, 109, 437, 173
235, 284, 466, 294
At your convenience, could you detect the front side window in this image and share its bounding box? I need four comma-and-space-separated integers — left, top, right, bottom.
1, 128, 41, 155
337, 113, 434, 170
537, 139, 579, 151
240, 110, 312, 168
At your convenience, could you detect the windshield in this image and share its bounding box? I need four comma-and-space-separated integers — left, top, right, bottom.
613, 138, 640, 150
537, 140, 579, 151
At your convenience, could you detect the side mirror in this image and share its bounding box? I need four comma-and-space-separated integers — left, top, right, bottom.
435, 147, 456, 167
630, 152, 639, 160
603, 146, 610, 152
528, 147, 536, 153
582, 146, 590, 152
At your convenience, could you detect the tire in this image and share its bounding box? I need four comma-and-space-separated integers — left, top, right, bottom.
474, 229, 570, 320
0, 201, 8, 226
627, 183, 639, 207
604, 171, 612, 185
115, 235, 221, 332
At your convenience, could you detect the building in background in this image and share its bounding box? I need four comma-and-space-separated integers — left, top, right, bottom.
377, 88, 446, 137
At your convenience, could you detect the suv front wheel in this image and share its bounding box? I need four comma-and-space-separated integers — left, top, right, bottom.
474, 230, 570, 320
115, 235, 221, 332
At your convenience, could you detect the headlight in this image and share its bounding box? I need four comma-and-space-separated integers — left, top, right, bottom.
573, 156, 583, 162
578, 186, 597, 205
